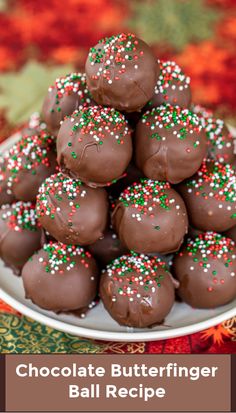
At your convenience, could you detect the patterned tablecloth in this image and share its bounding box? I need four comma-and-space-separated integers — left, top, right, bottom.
0, 0, 236, 353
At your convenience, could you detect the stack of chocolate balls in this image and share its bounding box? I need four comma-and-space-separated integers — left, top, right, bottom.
1, 33, 236, 328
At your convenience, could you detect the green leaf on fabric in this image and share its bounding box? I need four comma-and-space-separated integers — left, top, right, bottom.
128, 0, 221, 50
0, 61, 74, 125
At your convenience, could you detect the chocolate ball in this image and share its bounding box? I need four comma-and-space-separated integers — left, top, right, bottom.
225, 225, 236, 243
88, 227, 128, 268
146, 60, 191, 110
178, 160, 236, 232
0, 202, 43, 275
100, 253, 175, 327
22, 242, 99, 314
57, 106, 133, 187
42, 72, 95, 134
36, 172, 109, 245
0, 155, 15, 207
135, 104, 207, 184
112, 179, 188, 254
172, 232, 236, 308
85, 33, 159, 112
7, 132, 57, 202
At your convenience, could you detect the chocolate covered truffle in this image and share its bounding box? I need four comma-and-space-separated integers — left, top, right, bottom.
57, 106, 133, 187
88, 226, 128, 268
0, 202, 43, 275
178, 160, 236, 232
85, 33, 159, 112
36, 172, 108, 245
0, 155, 15, 207
42, 73, 94, 133
112, 179, 188, 254
173, 232, 236, 308
135, 104, 207, 184
100, 253, 175, 327
22, 242, 99, 314
146, 60, 191, 110
7, 132, 57, 202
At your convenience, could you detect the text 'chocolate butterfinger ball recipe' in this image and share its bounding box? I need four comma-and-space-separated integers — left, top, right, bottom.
57, 106, 132, 187
178, 160, 236, 232
112, 179, 188, 254
0, 202, 43, 275
42, 72, 95, 134
135, 104, 207, 184
85, 33, 159, 112
7, 132, 57, 202
22, 242, 99, 314
172, 232, 236, 309
36, 172, 108, 245
100, 253, 175, 328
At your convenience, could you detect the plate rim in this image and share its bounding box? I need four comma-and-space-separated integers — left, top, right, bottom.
1, 280, 236, 342
0, 133, 236, 342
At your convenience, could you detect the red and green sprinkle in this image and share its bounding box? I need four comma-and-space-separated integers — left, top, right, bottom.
151, 60, 190, 102
142, 104, 202, 142
104, 253, 169, 301
48, 72, 92, 112
68, 106, 130, 146
6, 132, 55, 190
1, 201, 40, 232
180, 232, 236, 289
88, 33, 142, 84
186, 160, 236, 208
37, 242, 93, 275
119, 178, 178, 221
36, 172, 85, 222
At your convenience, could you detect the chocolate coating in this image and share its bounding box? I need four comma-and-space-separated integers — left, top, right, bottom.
100, 253, 175, 327
42, 73, 95, 134
86, 33, 159, 112
225, 225, 236, 243
135, 104, 207, 184
57, 106, 133, 187
146, 60, 191, 110
22, 242, 99, 313
7, 132, 57, 202
172, 232, 236, 308
36, 172, 109, 245
88, 227, 128, 268
178, 160, 236, 232
112, 179, 188, 254
107, 161, 144, 199
0, 202, 43, 275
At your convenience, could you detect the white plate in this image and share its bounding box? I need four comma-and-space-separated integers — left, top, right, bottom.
0, 133, 236, 342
